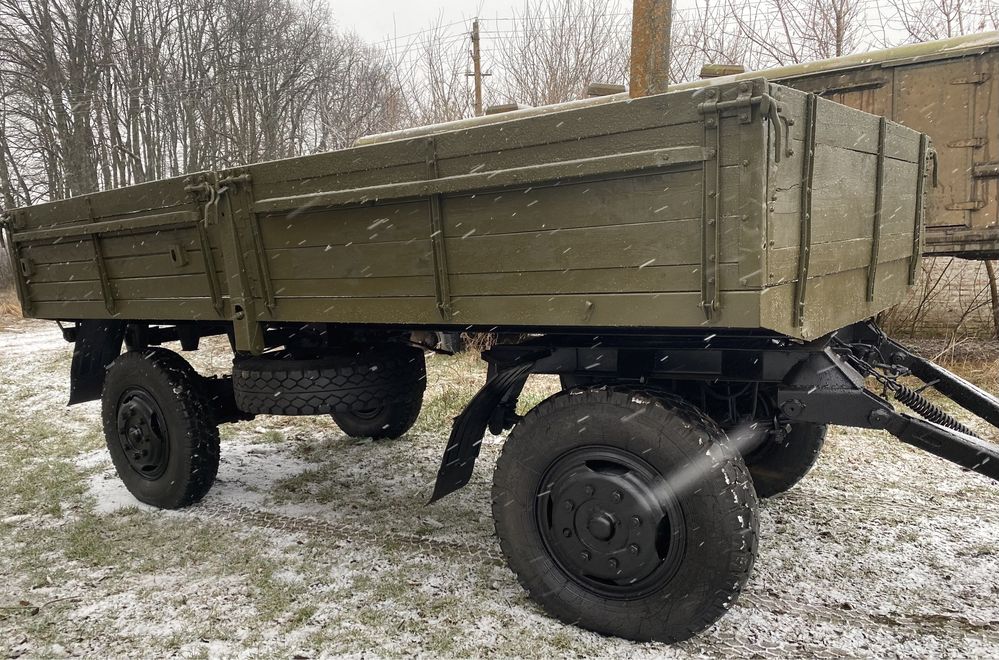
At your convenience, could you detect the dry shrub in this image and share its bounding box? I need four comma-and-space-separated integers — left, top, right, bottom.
881, 257, 997, 341
460, 332, 497, 352
0, 288, 21, 319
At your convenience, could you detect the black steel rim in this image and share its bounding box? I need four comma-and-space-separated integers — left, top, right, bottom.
115, 387, 170, 480
535, 445, 685, 599
349, 407, 382, 421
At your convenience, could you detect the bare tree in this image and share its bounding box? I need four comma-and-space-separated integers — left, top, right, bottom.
0, 0, 403, 208
492, 0, 630, 106
728, 0, 865, 67
888, 0, 998, 42
389, 17, 475, 126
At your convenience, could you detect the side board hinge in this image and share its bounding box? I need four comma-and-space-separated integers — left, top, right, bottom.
909, 134, 929, 285
700, 87, 722, 321
867, 117, 887, 302
793, 94, 818, 328
426, 137, 453, 321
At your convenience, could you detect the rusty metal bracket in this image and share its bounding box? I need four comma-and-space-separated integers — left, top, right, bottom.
910, 134, 929, 286
82, 196, 116, 315
220, 172, 276, 314
186, 175, 225, 317
793, 94, 818, 328
867, 117, 887, 303
92, 235, 116, 315
700, 87, 722, 321
425, 136, 453, 321
217, 172, 265, 354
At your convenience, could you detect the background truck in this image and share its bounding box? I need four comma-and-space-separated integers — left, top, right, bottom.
3, 77, 999, 644
766, 32, 999, 259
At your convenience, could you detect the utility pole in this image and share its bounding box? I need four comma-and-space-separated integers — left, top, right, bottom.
470, 18, 484, 116
630, 0, 673, 98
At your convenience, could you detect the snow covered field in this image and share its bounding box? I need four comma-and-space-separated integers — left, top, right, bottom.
1, 318, 998, 657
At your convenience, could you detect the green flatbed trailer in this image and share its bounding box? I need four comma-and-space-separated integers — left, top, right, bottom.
4, 78, 999, 644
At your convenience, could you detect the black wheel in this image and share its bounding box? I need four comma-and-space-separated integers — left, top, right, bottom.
492, 387, 758, 643
330, 386, 423, 440
744, 423, 826, 498
233, 344, 426, 417
101, 348, 220, 509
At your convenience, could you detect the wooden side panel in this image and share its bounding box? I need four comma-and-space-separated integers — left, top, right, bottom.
6, 79, 924, 342
763, 88, 923, 338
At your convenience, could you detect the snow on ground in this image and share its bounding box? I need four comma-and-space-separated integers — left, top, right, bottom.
1, 318, 998, 657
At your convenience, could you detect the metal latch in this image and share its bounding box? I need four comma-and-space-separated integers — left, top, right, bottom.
0, 213, 9, 249
973, 161, 999, 179
951, 73, 991, 85
947, 138, 987, 149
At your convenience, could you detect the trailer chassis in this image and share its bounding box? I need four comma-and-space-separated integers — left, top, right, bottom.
433, 321, 999, 501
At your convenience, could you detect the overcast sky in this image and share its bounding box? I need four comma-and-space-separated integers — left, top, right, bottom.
328, 1, 512, 42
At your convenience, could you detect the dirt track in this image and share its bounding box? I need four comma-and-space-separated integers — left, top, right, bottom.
1, 319, 998, 657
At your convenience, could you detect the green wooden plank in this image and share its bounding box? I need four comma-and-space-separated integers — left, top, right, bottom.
444, 218, 741, 275
441, 168, 740, 238
451, 263, 744, 297
253, 146, 710, 214
259, 201, 428, 249
271, 276, 436, 299
265, 240, 433, 280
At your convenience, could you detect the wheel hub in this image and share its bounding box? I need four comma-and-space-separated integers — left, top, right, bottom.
115, 389, 170, 480
536, 447, 685, 598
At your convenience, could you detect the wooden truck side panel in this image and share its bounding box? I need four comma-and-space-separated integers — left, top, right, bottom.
1, 80, 926, 349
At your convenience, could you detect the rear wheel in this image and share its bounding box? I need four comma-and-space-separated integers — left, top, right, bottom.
492, 387, 758, 643
744, 423, 827, 498
101, 348, 220, 509
330, 387, 423, 440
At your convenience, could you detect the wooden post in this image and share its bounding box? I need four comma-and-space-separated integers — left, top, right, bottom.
471, 19, 484, 116
630, 0, 673, 98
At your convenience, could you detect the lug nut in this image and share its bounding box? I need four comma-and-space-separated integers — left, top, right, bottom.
631, 516, 642, 528
563, 500, 574, 511
562, 528, 572, 538
629, 544, 640, 555
580, 551, 591, 561
611, 490, 623, 503
608, 558, 619, 570
584, 485, 594, 496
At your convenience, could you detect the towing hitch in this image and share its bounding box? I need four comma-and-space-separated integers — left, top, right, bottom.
778, 322, 999, 481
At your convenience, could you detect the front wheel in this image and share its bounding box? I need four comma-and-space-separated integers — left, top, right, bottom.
492, 387, 758, 643
101, 348, 220, 509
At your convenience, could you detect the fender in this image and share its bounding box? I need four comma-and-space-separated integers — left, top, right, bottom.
67, 320, 126, 405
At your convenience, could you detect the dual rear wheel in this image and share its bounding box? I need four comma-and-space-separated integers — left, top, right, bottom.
101, 345, 426, 509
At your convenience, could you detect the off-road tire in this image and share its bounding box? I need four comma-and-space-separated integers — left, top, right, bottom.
330, 389, 424, 440
101, 348, 220, 509
232, 345, 426, 417
744, 423, 827, 498
492, 387, 758, 644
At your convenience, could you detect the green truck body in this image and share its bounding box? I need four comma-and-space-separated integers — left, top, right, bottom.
2, 78, 927, 352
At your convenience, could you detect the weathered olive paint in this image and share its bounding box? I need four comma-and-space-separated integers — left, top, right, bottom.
360, 32, 999, 260
2, 79, 926, 351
